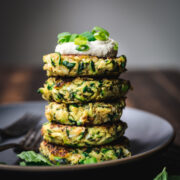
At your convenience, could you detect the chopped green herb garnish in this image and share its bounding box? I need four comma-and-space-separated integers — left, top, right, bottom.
55, 52, 61, 65
77, 131, 86, 140
62, 61, 76, 70
47, 84, 53, 90
57, 93, 64, 99
83, 86, 94, 94
70, 103, 79, 108
78, 62, 84, 74
90, 61, 95, 72
90, 83, 95, 87
51, 58, 56, 67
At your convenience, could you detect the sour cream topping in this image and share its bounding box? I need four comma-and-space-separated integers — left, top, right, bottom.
55, 38, 117, 57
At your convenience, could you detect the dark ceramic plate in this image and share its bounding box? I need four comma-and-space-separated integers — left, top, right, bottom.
0, 101, 175, 172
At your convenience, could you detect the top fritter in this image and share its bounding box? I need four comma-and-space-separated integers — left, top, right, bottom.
43, 26, 126, 77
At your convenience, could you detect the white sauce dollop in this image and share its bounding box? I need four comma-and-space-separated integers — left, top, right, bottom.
55, 38, 117, 57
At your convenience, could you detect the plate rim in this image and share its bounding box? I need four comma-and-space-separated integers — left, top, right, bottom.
0, 101, 176, 172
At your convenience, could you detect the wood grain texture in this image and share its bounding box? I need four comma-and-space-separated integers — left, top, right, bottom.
0, 68, 179, 177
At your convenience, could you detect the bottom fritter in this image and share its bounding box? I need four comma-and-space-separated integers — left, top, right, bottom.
39, 137, 131, 165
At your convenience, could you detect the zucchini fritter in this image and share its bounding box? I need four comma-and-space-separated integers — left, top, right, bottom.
38, 77, 130, 103
43, 53, 126, 77
39, 137, 131, 165
41, 121, 127, 147
45, 99, 125, 125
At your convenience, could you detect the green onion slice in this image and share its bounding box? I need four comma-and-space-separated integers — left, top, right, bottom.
92, 26, 109, 37
69, 34, 79, 42
94, 31, 108, 41
76, 45, 89, 51
74, 35, 88, 45
81, 31, 96, 41
57, 32, 71, 44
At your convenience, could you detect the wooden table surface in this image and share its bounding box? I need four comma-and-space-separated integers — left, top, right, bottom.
0, 68, 179, 178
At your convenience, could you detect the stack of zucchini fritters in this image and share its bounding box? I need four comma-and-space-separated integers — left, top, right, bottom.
38, 34, 131, 165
